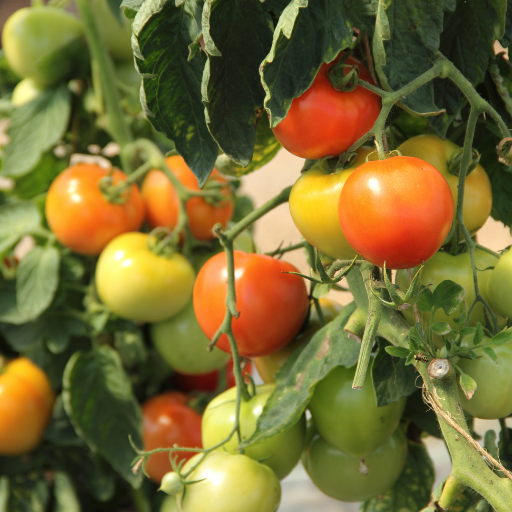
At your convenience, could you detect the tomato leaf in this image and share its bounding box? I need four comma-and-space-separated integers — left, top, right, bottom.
472, 323, 484, 345
483, 346, 499, 364
403, 389, 442, 438
491, 327, 512, 345
240, 301, 359, 448
0, 201, 41, 255
62, 346, 143, 487
16, 246, 60, 321
133, 0, 218, 187
373, 341, 417, 406
360, 440, 434, 512
202, 0, 273, 167
431, 321, 452, 335
0, 475, 50, 512
417, 287, 434, 312
432, 279, 465, 316
53, 472, 80, 512
261, 0, 354, 128
501, 0, 512, 47
372, 0, 454, 115
1, 85, 71, 178
384, 346, 410, 358
408, 324, 427, 351
457, 366, 478, 400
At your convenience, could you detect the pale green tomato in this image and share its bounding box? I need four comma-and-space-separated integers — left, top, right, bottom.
487, 249, 512, 318
11, 78, 44, 106
177, 452, 281, 512
202, 384, 306, 479
150, 300, 229, 375
160, 496, 177, 512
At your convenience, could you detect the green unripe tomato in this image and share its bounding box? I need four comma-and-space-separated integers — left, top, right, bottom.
150, 300, 229, 375
160, 496, 177, 512
457, 341, 512, 419
178, 452, 281, 512
487, 249, 512, 318
309, 362, 406, 457
2, 7, 83, 87
11, 78, 44, 106
160, 472, 184, 496
202, 384, 306, 479
302, 427, 408, 502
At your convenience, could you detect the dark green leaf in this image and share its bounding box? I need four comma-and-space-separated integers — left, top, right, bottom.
403, 389, 441, 438
431, 321, 452, 335
0, 319, 45, 351
53, 472, 80, 512
62, 346, 143, 487
373, 341, 417, 406
408, 324, 427, 351
417, 287, 434, 312
492, 327, 512, 345
0, 280, 30, 325
202, 0, 273, 166
0, 201, 41, 255
241, 301, 359, 448
265, 0, 291, 14
214, 115, 281, 177
17, 246, 60, 321
500, 0, 512, 46
372, 0, 455, 115
1, 475, 49, 512
433, 279, 465, 315
44, 396, 84, 448
384, 346, 410, 358
114, 327, 148, 368
360, 441, 434, 511
2, 86, 71, 178
134, 0, 218, 186
261, 0, 353, 128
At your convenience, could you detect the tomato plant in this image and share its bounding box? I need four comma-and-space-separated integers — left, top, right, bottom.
96, 232, 195, 322
142, 391, 202, 483
397, 135, 492, 233
487, 249, 512, 319
141, 156, 234, 241
0, 358, 55, 456
338, 156, 454, 269
302, 426, 408, 502
272, 54, 381, 159
151, 300, 229, 375
193, 251, 309, 357
2, 6, 83, 86
46, 163, 144, 256
176, 452, 281, 512
202, 384, 306, 479
289, 147, 372, 260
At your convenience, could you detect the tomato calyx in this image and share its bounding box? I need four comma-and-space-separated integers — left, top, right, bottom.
147, 227, 181, 259
328, 62, 360, 92
447, 148, 481, 177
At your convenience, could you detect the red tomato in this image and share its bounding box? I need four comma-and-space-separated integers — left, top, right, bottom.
272, 54, 381, 159
46, 164, 144, 255
173, 359, 253, 393
142, 392, 202, 483
193, 251, 309, 357
338, 156, 454, 269
141, 156, 234, 241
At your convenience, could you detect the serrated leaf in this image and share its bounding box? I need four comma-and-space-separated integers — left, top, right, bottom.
431, 321, 452, 335
261, 0, 353, 128
492, 327, 512, 345
133, 0, 218, 186
2, 86, 71, 178
433, 279, 465, 315
215, 115, 281, 177
459, 368, 478, 400
0, 202, 41, 253
374, 342, 417, 406
384, 346, 410, 358
62, 346, 143, 487
372, 0, 455, 115
16, 246, 60, 321
483, 346, 499, 363
202, 0, 273, 166
53, 472, 80, 512
417, 287, 434, 312
240, 302, 359, 448
360, 441, 434, 512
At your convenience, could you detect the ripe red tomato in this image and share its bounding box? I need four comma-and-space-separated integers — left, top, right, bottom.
193, 251, 309, 357
46, 164, 144, 255
141, 156, 234, 241
338, 156, 454, 269
142, 392, 202, 483
272, 54, 381, 159
173, 359, 253, 393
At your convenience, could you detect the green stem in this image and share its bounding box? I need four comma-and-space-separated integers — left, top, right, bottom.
264, 241, 307, 257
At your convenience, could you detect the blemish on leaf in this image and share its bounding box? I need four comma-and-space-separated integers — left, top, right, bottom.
294, 373, 304, 391
316, 334, 331, 358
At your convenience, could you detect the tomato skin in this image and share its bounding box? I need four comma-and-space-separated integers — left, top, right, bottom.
96, 232, 195, 323
0, 358, 55, 456
397, 250, 500, 344
11, 77, 44, 106
289, 148, 373, 260
178, 452, 281, 512
142, 392, 202, 483
141, 156, 234, 241
302, 427, 407, 502
457, 341, 512, 419
202, 384, 306, 479
254, 298, 342, 384
160, 496, 178, 512
397, 135, 492, 233
46, 164, 144, 256
272, 55, 380, 160
2, 7, 83, 87
338, 156, 454, 269
150, 300, 229, 375
193, 251, 309, 357
487, 249, 512, 318
173, 359, 252, 393
309, 362, 406, 457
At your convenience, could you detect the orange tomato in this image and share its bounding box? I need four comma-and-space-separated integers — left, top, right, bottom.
0, 358, 55, 455
141, 156, 234, 241
46, 163, 144, 255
